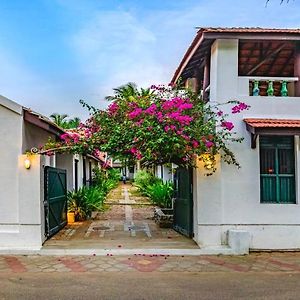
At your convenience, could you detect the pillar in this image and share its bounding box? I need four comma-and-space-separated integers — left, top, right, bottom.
294, 42, 300, 97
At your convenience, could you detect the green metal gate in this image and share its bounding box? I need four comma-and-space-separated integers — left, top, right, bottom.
173, 167, 193, 238
44, 166, 67, 238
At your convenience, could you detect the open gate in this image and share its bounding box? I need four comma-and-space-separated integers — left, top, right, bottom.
173, 167, 193, 238
44, 166, 67, 238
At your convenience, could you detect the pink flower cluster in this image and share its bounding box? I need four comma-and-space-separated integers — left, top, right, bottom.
108, 102, 119, 116
128, 108, 143, 119
161, 97, 193, 112
165, 112, 193, 125
191, 140, 199, 148
231, 102, 250, 114
61, 132, 81, 143
129, 147, 143, 160
164, 125, 177, 132
221, 121, 234, 131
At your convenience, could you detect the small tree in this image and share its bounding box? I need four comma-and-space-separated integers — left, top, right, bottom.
44, 83, 249, 173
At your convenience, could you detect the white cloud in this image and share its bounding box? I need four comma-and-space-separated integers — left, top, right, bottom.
70, 0, 300, 107
2, 0, 300, 120
72, 10, 168, 94
0, 46, 90, 119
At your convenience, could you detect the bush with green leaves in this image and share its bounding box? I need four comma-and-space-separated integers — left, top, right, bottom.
134, 170, 174, 208
134, 170, 160, 194
92, 167, 119, 193
145, 180, 173, 208
67, 188, 90, 221
67, 167, 120, 221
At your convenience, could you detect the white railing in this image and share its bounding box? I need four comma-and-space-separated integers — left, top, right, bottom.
238, 76, 298, 97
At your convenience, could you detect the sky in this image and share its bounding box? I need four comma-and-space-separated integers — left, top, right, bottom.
0, 0, 300, 120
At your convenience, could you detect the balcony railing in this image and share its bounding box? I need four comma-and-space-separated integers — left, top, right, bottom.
239, 76, 298, 97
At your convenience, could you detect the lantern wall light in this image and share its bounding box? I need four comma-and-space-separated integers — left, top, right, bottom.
24, 156, 31, 169
199, 153, 215, 171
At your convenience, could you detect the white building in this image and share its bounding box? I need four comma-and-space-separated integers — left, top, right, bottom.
0, 95, 100, 250
172, 28, 300, 250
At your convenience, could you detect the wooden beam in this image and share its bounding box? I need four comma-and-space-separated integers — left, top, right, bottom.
251, 133, 258, 149
203, 57, 210, 102
265, 49, 281, 74
246, 44, 286, 76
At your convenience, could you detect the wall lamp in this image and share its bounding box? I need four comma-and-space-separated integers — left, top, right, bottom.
24, 156, 31, 169
199, 153, 215, 171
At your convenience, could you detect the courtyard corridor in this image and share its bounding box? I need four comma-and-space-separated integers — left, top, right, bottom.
43, 183, 197, 250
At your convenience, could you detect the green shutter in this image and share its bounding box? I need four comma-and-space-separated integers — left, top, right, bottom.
260, 136, 296, 204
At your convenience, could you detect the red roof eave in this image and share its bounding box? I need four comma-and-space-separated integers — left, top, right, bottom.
244, 118, 300, 128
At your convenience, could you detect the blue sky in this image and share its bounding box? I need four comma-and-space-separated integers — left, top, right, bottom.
1, 0, 300, 120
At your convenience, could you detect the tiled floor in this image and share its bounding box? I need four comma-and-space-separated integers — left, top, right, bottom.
43, 183, 197, 250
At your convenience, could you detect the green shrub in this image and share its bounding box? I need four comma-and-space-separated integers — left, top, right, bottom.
145, 180, 174, 208
67, 167, 120, 221
134, 170, 174, 208
134, 170, 160, 194
84, 186, 105, 211
67, 188, 90, 221
92, 167, 119, 192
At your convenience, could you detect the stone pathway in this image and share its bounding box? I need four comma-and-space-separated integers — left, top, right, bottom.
1, 252, 300, 273
43, 183, 197, 249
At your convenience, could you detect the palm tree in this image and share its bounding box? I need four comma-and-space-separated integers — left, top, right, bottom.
66, 117, 81, 129
50, 114, 81, 129
50, 113, 69, 128
105, 82, 152, 101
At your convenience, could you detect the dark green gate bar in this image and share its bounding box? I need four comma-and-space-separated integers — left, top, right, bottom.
173, 167, 193, 238
44, 166, 67, 238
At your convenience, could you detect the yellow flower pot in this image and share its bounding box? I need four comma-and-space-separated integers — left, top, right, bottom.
67, 212, 75, 223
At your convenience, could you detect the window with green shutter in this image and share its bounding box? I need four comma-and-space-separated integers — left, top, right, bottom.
260, 136, 296, 204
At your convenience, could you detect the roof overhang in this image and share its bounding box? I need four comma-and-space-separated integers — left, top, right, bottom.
24, 109, 64, 137
244, 118, 300, 148
172, 27, 300, 84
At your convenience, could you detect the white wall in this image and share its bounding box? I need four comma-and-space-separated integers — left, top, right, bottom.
194, 39, 300, 249
0, 152, 47, 249
56, 154, 74, 191
56, 154, 95, 191
0, 104, 22, 225
0, 100, 55, 249
156, 165, 174, 182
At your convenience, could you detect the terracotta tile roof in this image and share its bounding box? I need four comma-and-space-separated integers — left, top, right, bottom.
244, 118, 300, 128
196, 27, 300, 34
172, 27, 300, 83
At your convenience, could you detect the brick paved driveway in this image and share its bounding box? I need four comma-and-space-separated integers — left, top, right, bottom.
1, 252, 300, 273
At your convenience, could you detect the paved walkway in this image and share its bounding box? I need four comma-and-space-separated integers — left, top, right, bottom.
1, 252, 300, 273
43, 183, 197, 249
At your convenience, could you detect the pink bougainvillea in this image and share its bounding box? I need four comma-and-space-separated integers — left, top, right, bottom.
43, 82, 249, 170
221, 121, 234, 131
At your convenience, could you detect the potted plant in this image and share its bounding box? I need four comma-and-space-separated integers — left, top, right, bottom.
67, 188, 90, 222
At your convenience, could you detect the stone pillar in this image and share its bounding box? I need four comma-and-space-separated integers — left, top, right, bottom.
294, 42, 300, 97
